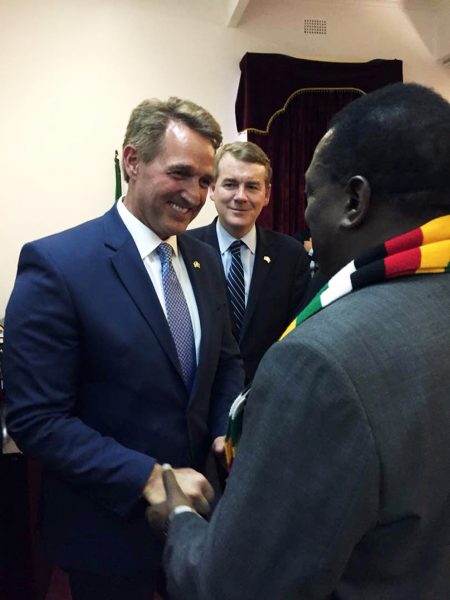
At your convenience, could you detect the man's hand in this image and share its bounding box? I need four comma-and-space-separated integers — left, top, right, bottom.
146, 464, 205, 535
211, 435, 226, 468
143, 463, 214, 516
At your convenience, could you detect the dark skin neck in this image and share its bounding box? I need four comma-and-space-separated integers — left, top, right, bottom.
326, 204, 436, 280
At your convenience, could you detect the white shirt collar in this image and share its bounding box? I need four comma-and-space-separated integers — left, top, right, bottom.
216, 219, 257, 255
116, 197, 178, 258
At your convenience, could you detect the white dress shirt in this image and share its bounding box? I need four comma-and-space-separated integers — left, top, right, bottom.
215, 220, 257, 305
116, 198, 201, 362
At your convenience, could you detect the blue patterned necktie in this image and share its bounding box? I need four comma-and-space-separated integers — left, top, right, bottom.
227, 240, 246, 335
156, 243, 196, 390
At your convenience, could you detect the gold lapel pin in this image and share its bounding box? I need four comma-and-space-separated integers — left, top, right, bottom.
263, 256, 271, 263
193, 260, 201, 269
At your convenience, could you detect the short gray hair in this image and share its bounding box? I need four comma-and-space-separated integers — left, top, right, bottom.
122, 97, 222, 182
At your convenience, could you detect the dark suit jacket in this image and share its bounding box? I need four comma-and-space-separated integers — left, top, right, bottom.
163, 274, 450, 599
187, 219, 311, 382
4, 206, 244, 575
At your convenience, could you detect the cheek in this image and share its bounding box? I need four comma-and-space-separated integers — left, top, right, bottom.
252, 200, 267, 217
304, 201, 314, 229
304, 201, 325, 247
305, 196, 325, 228
198, 189, 208, 205
214, 193, 232, 207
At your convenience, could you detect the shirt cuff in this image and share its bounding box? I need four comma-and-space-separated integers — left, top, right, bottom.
169, 505, 201, 522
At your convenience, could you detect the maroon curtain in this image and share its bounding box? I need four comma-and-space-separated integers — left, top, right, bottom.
236, 53, 403, 234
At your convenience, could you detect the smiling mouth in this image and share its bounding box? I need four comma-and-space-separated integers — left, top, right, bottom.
169, 202, 190, 214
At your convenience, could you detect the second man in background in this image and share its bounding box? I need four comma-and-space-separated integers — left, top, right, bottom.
188, 141, 311, 383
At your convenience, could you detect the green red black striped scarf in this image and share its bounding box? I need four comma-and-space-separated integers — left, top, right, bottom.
224, 214, 450, 469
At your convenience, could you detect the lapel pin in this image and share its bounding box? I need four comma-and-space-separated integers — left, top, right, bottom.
193, 260, 201, 269
263, 256, 271, 263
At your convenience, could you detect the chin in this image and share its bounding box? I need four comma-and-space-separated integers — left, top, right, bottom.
174, 214, 193, 228
229, 215, 249, 226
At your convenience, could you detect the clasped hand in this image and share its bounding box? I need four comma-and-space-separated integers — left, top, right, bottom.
144, 436, 225, 533
145, 463, 211, 534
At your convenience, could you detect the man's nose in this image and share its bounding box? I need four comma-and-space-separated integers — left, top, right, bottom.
234, 184, 247, 201
185, 178, 205, 204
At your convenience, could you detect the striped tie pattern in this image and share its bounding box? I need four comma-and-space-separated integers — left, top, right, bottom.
227, 240, 246, 335
156, 243, 196, 390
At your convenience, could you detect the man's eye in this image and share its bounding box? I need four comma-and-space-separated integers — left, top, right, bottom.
170, 170, 186, 179
199, 179, 211, 189
223, 182, 236, 189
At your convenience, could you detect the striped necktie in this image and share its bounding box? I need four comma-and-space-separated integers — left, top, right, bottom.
156, 243, 196, 390
227, 240, 246, 335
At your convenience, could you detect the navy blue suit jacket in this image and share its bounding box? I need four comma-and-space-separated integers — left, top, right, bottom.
187, 219, 311, 382
4, 206, 244, 575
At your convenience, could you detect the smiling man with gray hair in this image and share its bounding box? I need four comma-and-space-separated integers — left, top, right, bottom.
4, 96, 244, 600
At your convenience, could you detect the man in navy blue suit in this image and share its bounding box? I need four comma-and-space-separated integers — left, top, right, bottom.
4, 97, 244, 599
188, 141, 311, 383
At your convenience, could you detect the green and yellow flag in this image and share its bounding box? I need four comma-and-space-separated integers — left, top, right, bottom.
114, 150, 122, 202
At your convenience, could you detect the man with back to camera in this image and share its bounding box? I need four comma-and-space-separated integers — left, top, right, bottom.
4, 97, 245, 599
147, 82, 450, 599
188, 141, 311, 383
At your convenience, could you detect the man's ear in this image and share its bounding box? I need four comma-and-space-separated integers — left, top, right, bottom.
342, 176, 371, 229
209, 182, 216, 202
123, 145, 139, 181
264, 183, 272, 206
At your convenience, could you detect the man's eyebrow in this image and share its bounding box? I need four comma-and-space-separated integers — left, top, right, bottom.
166, 163, 193, 173
167, 164, 214, 180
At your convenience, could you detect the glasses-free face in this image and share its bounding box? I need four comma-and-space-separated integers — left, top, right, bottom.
211, 153, 270, 239
305, 130, 353, 278
123, 121, 215, 240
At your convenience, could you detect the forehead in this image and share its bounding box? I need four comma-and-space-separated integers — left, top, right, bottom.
217, 153, 267, 181
305, 129, 335, 188
158, 121, 215, 167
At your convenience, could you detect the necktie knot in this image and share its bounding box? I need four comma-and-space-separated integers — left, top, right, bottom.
229, 240, 242, 257
156, 242, 173, 265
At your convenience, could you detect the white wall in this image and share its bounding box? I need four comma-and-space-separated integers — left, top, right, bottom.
0, 0, 449, 314
435, 0, 450, 60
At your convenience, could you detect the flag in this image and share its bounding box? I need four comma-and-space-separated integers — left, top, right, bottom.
114, 150, 122, 202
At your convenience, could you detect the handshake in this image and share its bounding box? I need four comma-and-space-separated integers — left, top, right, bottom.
144, 463, 211, 534
144, 436, 225, 533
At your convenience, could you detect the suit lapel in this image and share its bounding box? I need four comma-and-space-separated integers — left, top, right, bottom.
178, 235, 222, 400
103, 207, 182, 380
203, 219, 221, 252
241, 226, 277, 339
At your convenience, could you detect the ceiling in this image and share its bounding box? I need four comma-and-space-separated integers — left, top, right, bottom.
224, 0, 450, 63
226, 0, 448, 26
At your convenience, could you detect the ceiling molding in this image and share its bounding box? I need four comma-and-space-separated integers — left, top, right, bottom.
226, 0, 251, 27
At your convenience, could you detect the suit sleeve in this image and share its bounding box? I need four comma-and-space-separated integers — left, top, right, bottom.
4, 242, 155, 517
163, 333, 380, 599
